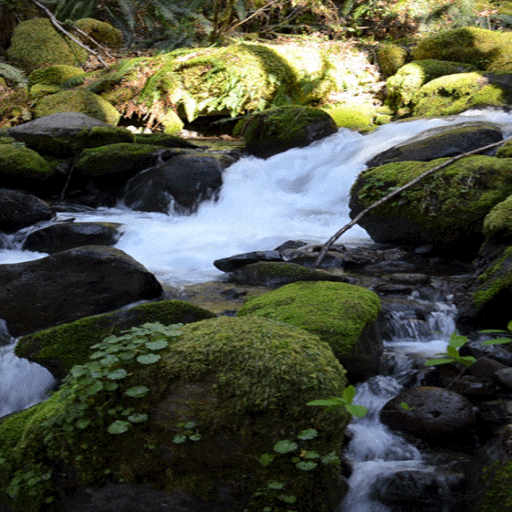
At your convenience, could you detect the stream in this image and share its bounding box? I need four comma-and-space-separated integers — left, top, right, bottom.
2, 108, 512, 510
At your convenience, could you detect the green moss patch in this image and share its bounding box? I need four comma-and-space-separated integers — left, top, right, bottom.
376, 44, 409, 78
0, 143, 54, 180
28, 65, 84, 87
237, 281, 381, 357
34, 90, 120, 125
15, 300, 216, 379
483, 195, 512, 238
6, 18, 88, 72
412, 27, 512, 72
319, 102, 376, 131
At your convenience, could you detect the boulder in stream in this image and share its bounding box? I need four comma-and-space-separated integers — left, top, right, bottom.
0, 246, 163, 336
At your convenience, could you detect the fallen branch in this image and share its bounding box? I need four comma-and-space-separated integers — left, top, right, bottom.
313, 137, 510, 268
30, 0, 109, 68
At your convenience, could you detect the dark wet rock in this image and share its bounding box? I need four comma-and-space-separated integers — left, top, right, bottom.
213, 250, 283, 272
374, 463, 466, 512
0, 246, 162, 336
494, 368, 512, 388
366, 122, 503, 167
219, 288, 248, 300
389, 273, 430, 285
362, 260, 418, 274
440, 374, 496, 398
281, 247, 345, 269
373, 283, 415, 295
22, 221, 122, 253
477, 400, 512, 428
470, 356, 508, 377
59, 484, 214, 512
228, 261, 351, 286
120, 153, 227, 214
273, 240, 308, 251
380, 386, 477, 441
460, 338, 512, 366
0, 189, 54, 233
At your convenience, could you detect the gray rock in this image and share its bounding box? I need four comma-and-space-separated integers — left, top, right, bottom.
366, 121, 503, 167
22, 221, 122, 253
380, 386, 476, 440
214, 250, 283, 272
0, 246, 162, 336
494, 367, 512, 388
0, 189, 54, 233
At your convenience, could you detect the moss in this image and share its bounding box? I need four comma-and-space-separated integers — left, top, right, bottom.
385, 59, 477, 112
237, 105, 337, 158
34, 89, 120, 125
28, 65, 84, 87
412, 27, 512, 72
73, 18, 123, 49
475, 460, 512, 511
0, 144, 54, 179
472, 245, 512, 307
2, 317, 349, 512
6, 18, 88, 72
319, 102, 375, 131
161, 110, 185, 135
15, 300, 216, 379
74, 143, 167, 177
0, 89, 32, 129
412, 72, 512, 117
483, 195, 512, 237
352, 155, 512, 252
75, 125, 135, 149
237, 281, 381, 356
376, 44, 408, 78
496, 140, 512, 158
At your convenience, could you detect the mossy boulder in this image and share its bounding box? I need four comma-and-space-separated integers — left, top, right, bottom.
28, 65, 84, 87
385, 59, 476, 113
496, 140, 512, 158
0, 317, 349, 512
412, 27, 512, 73
34, 89, 120, 125
73, 143, 171, 177
319, 101, 376, 131
412, 72, 512, 117
237, 281, 382, 380
376, 44, 408, 78
236, 106, 337, 158
483, 196, 512, 238
0, 143, 55, 190
6, 18, 88, 72
350, 155, 512, 257
15, 300, 216, 379
73, 18, 123, 49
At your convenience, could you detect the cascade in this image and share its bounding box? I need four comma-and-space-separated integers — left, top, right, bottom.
1, 109, 512, 509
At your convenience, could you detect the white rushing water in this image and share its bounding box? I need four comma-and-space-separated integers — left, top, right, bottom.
2, 108, 512, 286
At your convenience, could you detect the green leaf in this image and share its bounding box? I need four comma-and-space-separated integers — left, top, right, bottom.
173, 434, 187, 444
267, 481, 285, 490
70, 365, 89, 378
188, 433, 201, 441
321, 452, 340, 465
303, 451, 320, 459
424, 357, 454, 366
183, 422, 196, 429
136, 353, 161, 365
273, 440, 298, 454
306, 398, 343, 407
343, 385, 357, 403
481, 337, 512, 345
295, 460, 318, 471
104, 381, 119, 392
297, 428, 318, 440
346, 404, 367, 417
76, 419, 90, 429
259, 453, 275, 467
108, 420, 130, 434
400, 402, 414, 411
125, 386, 150, 398
107, 368, 128, 380
127, 413, 148, 423
448, 333, 468, 349
459, 356, 476, 367
447, 346, 459, 358
87, 380, 104, 395
145, 339, 169, 351
278, 494, 297, 503
100, 355, 120, 366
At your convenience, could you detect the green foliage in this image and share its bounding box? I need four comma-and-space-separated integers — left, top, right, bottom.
253, 427, 341, 511
307, 385, 367, 418
0, 63, 28, 89
172, 421, 202, 443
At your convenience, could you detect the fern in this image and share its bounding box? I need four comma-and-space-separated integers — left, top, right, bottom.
0, 63, 28, 89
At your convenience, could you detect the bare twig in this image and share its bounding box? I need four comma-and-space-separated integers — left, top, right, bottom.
30, 0, 109, 68
313, 137, 510, 268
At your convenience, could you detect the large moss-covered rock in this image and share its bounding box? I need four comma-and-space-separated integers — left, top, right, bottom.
376, 43, 409, 78
236, 106, 337, 158
237, 281, 382, 380
319, 101, 376, 131
28, 65, 84, 87
0, 143, 55, 190
412, 27, 512, 73
0, 317, 349, 512
412, 72, 512, 117
350, 155, 512, 257
34, 89, 120, 125
385, 59, 476, 112
15, 300, 216, 379
73, 18, 123, 49
483, 196, 512, 238
6, 18, 88, 72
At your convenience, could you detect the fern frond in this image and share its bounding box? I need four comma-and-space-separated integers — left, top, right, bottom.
0, 63, 28, 89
